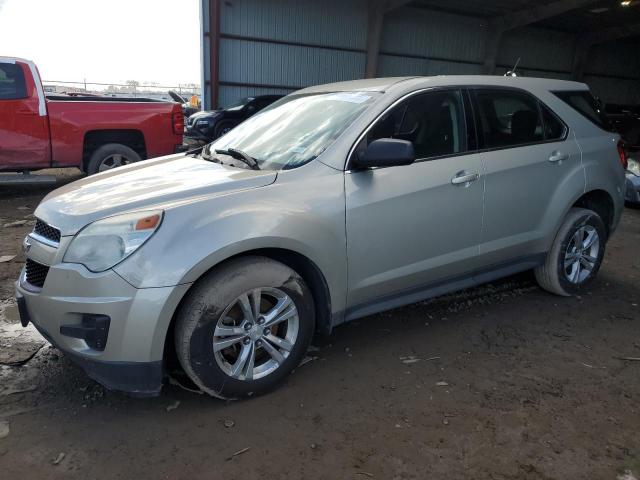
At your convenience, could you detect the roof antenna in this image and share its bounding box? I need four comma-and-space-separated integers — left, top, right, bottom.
505, 57, 521, 77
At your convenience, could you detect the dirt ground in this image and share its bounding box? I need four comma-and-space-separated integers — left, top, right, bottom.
1, 170, 639, 480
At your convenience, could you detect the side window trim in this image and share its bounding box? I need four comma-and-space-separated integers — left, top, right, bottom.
462, 88, 479, 152
468, 85, 569, 153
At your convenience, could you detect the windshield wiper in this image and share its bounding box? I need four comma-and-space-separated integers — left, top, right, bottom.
197, 144, 221, 164
215, 148, 261, 170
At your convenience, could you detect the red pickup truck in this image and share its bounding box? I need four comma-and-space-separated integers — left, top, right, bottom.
0, 57, 183, 175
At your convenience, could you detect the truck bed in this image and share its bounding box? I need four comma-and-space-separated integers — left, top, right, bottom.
46, 95, 167, 103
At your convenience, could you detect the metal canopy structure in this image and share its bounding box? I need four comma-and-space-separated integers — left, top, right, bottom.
200, 0, 640, 110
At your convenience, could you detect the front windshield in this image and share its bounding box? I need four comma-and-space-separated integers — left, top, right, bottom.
225, 97, 253, 111
209, 91, 378, 170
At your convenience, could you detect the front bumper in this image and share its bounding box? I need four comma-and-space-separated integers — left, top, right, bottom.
16, 260, 190, 396
625, 172, 640, 205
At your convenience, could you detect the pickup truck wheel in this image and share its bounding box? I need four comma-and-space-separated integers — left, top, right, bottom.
86, 143, 141, 175
175, 256, 315, 399
535, 208, 606, 296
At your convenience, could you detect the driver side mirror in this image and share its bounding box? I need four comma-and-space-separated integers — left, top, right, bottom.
353, 138, 415, 169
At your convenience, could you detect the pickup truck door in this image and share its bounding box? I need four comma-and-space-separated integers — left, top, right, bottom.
0, 60, 50, 170
345, 89, 484, 318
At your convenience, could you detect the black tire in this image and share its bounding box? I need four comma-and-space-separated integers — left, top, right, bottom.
86, 143, 141, 175
213, 121, 237, 139
535, 207, 607, 296
175, 256, 315, 399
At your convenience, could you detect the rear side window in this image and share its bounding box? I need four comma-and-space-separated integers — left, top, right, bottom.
553, 90, 612, 131
541, 105, 567, 141
0, 63, 27, 100
474, 89, 543, 149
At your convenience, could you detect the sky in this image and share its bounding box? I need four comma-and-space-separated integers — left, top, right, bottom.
0, 0, 201, 88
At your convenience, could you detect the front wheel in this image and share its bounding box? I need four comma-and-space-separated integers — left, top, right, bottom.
535, 207, 607, 296
175, 256, 315, 399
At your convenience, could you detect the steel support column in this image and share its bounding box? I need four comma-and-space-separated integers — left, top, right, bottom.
365, 0, 384, 78
208, 0, 221, 109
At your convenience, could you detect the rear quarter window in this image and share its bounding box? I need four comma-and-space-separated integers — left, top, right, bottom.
0, 63, 27, 100
553, 90, 612, 132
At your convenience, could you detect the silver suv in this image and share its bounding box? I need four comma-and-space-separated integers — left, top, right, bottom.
16, 76, 626, 398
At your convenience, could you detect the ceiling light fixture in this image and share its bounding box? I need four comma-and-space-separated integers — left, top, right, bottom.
621, 0, 632, 7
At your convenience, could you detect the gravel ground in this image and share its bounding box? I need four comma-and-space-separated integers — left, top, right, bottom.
1, 170, 639, 480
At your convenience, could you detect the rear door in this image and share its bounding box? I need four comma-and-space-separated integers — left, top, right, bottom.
345, 88, 485, 315
471, 87, 582, 267
0, 60, 50, 170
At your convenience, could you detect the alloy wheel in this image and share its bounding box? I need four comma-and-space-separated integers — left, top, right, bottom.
212, 287, 299, 381
564, 224, 600, 284
98, 153, 131, 172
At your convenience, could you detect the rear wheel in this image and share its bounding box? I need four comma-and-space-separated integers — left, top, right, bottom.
175, 256, 315, 399
86, 143, 141, 175
535, 207, 606, 296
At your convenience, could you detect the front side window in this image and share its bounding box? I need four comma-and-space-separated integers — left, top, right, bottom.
359, 89, 467, 160
553, 90, 612, 131
210, 91, 378, 170
475, 89, 543, 148
0, 63, 27, 100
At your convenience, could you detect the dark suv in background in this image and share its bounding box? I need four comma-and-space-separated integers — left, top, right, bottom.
185, 94, 284, 145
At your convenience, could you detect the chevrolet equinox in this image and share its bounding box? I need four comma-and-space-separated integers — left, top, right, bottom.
16, 76, 627, 398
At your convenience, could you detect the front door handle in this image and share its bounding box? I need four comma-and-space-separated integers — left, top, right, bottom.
548, 151, 568, 163
451, 171, 480, 186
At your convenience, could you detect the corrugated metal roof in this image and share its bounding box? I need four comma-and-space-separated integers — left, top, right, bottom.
410, 0, 640, 40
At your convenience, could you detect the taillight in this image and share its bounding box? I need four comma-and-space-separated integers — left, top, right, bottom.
172, 110, 184, 135
617, 140, 628, 170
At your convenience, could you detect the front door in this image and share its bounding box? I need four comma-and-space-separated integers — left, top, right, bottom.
0, 60, 50, 170
345, 89, 485, 316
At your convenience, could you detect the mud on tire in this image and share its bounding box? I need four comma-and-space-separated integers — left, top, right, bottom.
174, 256, 315, 399
535, 207, 607, 296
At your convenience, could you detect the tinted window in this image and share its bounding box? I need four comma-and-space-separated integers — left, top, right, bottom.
553, 90, 612, 131
475, 89, 543, 148
254, 97, 277, 110
0, 63, 27, 100
362, 89, 467, 160
542, 105, 567, 140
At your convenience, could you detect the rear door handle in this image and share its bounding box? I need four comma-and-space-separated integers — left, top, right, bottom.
451, 171, 480, 186
548, 151, 568, 163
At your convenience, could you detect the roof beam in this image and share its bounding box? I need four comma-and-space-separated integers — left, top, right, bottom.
491, 0, 595, 31
572, 22, 640, 80
483, 0, 594, 75
383, 0, 412, 13
581, 22, 640, 46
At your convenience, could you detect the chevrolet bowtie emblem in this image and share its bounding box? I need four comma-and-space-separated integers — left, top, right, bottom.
22, 236, 32, 254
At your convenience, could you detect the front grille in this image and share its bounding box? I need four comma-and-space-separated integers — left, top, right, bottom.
34, 219, 61, 244
25, 259, 49, 288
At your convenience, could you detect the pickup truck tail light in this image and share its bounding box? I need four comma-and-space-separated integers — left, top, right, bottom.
617, 140, 628, 170
172, 110, 185, 135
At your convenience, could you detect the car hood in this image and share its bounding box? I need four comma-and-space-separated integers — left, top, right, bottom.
35, 154, 277, 236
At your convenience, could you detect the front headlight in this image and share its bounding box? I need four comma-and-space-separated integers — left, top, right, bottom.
628, 157, 640, 177
64, 211, 163, 272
